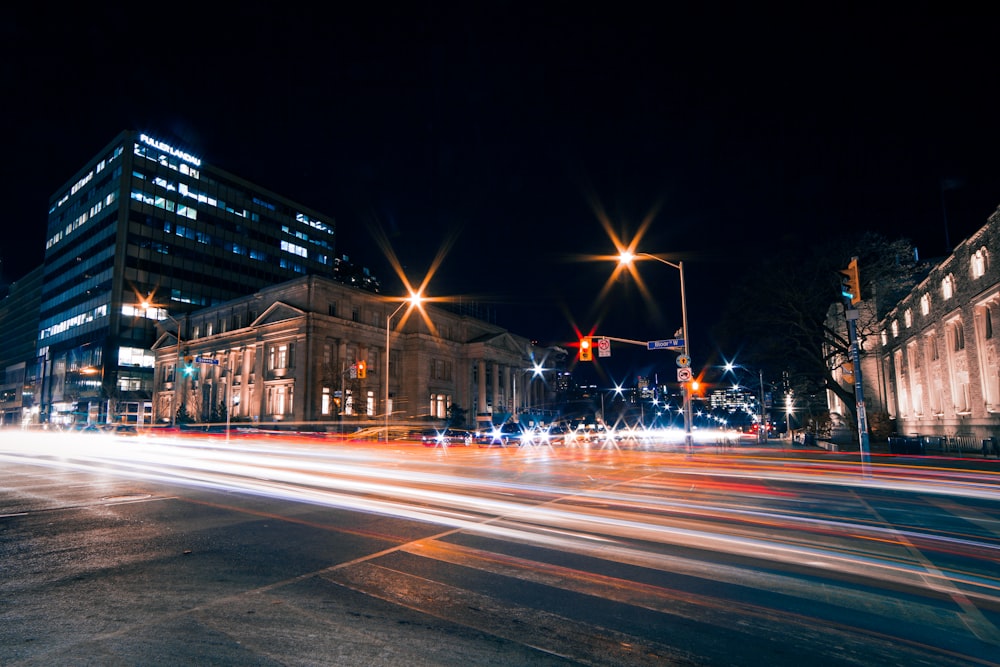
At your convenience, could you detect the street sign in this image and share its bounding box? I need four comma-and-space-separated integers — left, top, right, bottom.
195, 356, 219, 365
676, 354, 690, 367
647, 338, 685, 350
677, 367, 692, 382
597, 338, 611, 357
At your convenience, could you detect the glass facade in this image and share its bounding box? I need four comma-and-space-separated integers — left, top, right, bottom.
37, 130, 378, 425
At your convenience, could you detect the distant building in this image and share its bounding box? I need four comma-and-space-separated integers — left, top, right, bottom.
0, 266, 43, 425
150, 274, 565, 429
36, 130, 379, 426
878, 205, 1000, 441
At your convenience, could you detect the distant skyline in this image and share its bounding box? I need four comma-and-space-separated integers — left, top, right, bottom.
5, 4, 1000, 384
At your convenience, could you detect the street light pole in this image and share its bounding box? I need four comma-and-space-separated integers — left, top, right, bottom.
619, 252, 692, 453
385, 292, 424, 441
142, 299, 185, 428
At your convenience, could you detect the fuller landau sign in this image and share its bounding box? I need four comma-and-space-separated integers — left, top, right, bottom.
647, 338, 685, 350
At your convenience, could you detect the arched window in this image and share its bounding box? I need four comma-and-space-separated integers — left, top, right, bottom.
942, 274, 955, 300
972, 247, 989, 278
951, 320, 965, 351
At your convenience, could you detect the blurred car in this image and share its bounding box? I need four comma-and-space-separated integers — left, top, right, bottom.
543, 424, 569, 445
420, 428, 473, 447
477, 421, 526, 447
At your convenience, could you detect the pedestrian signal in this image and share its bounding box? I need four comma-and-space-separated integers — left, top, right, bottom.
842, 361, 855, 385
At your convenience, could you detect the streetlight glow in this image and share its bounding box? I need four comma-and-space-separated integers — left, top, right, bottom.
616, 249, 693, 453
385, 290, 425, 440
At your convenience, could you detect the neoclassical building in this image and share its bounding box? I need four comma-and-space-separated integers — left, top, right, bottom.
878, 206, 1000, 441
151, 275, 565, 431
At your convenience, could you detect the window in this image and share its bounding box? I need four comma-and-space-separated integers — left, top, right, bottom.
431, 359, 452, 381
268, 342, 293, 370
328, 302, 337, 317
267, 383, 293, 416
904, 309, 912, 328
430, 393, 450, 419
893, 349, 908, 417
950, 320, 965, 351
942, 274, 955, 300
920, 293, 931, 315
906, 341, 923, 415
972, 247, 989, 278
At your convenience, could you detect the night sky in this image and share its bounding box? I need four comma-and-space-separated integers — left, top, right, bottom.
5, 4, 1000, 383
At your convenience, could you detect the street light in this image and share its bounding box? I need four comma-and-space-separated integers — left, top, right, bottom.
723, 360, 771, 443
141, 299, 186, 428
385, 291, 424, 441
618, 251, 693, 453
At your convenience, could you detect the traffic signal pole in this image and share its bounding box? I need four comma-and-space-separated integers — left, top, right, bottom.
840, 256, 871, 476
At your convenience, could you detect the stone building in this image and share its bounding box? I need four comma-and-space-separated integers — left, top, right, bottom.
879, 205, 1000, 442
151, 274, 565, 431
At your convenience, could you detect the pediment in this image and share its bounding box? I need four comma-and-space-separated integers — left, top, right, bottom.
252, 301, 307, 327
467, 331, 530, 358
150, 331, 180, 350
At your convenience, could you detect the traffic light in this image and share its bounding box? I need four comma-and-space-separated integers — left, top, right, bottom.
579, 337, 593, 361
839, 258, 861, 305
842, 361, 855, 385
356, 360, 366, 378
182, 356, 194, 376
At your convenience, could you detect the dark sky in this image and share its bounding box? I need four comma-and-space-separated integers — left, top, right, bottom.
4, 3, 1000, 383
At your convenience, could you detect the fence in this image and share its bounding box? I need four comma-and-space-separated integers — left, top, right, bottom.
888, 434, 999, 457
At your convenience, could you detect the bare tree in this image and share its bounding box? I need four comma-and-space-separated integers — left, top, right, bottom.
717, 231, 919, 437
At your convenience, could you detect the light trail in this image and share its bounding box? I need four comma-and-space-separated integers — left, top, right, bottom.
4, 430, 1000, 614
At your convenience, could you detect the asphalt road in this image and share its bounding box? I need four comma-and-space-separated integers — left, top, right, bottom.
2, 431, 1000, 666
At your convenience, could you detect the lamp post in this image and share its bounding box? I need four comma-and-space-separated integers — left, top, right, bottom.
618, 251, 693, 453
142, 299, 185, 428
385, 291, 424, 441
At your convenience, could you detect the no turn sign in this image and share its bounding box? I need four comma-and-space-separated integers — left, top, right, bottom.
597, 338, 611, 357
677, 367, 692, 382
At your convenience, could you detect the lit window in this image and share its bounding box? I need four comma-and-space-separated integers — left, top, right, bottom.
942, 274, 955, 299
972, 247, 989, 278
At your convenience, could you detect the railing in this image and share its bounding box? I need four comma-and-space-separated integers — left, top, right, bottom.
888, 434, 999, 457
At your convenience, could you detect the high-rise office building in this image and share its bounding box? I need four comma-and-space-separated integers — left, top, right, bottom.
39, 130, 379, 425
